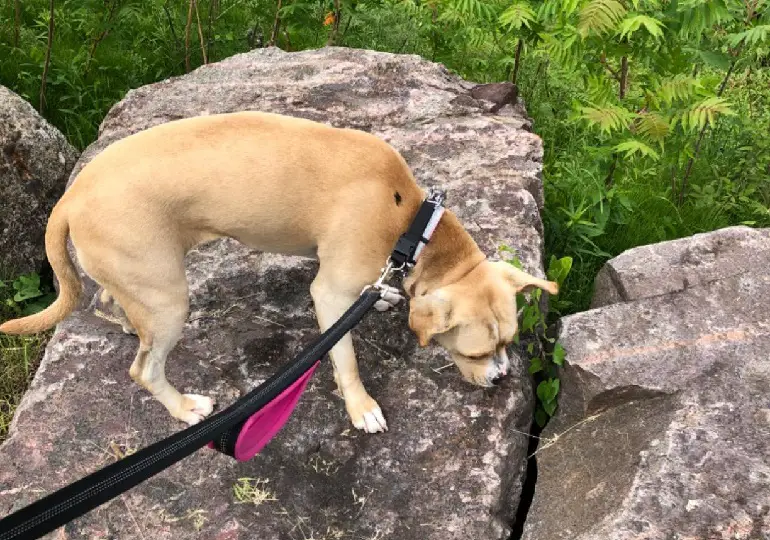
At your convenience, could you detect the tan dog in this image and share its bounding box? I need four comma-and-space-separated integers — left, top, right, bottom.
0, 111, 557, 433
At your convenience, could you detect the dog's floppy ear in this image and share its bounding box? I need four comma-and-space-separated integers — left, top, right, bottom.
495, 261, 559, 295
408, 292, 454, 347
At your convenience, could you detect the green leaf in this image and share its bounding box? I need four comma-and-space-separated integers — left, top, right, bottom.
637, 112, 670, 142
578, 0, 626, 37
537, 378, 560, 404
683, 97, 737, 132
697, 50, 731, 70
543, 398, 558, 416
12, 273, 43, 302
22, 293, 56, 315
547, 255, 573, 285
579, 104, 635, 135
613, 139, 661, 160
527, 342, 535, 354
547, 378, 560, 401
521, 305, 540, 333
499, 1, 536, 30
657, 75, 701, 106
552, 343, 566, 366
728, 25, 770, 47
535, 407, 548, 427
529, 357, 543, 374
618, 14, 665, 41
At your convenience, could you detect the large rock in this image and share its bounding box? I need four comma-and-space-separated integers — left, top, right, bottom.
523, 226, 770, 540
591, 225, 770, 308
0, 86, 79, 275
0, 47, 546, 539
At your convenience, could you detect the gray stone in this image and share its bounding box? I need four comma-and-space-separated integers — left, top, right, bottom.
591, 225, 770, 308
0, 47, 546, 539
523, 227, 770, 540
470, 82, 519, 113
0, 86, 79, 275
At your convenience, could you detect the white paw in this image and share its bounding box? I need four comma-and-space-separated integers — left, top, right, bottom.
347, 395, 388, 433
178, 394, 215, 426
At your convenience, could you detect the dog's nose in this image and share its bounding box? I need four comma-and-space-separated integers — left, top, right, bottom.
491, 373, 507, 385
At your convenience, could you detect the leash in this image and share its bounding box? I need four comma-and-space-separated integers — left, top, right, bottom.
0, 188, 446, 540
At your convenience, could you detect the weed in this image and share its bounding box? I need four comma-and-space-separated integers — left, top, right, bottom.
233, 477, 278, 506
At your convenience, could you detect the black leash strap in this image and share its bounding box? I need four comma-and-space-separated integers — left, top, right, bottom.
0, 289, 381, 540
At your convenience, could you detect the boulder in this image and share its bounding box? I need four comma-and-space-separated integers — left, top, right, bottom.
522, 226, 770, 540
0, 86, 79, 275
591, 225, 770, 308
0, 47, 546, 540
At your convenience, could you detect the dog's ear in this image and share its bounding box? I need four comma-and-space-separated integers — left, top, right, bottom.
408, 292, 454, 347
494, 261, 559, 295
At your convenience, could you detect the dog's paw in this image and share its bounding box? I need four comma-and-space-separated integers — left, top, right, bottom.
178, 394, 216, 426
346, 394, 388, 433
374, 286, 405, 311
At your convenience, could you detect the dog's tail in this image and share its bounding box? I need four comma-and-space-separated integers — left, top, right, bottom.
0, 205, 82, 335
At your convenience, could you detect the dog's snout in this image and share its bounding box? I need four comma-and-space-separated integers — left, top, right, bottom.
491, 373, 507, 385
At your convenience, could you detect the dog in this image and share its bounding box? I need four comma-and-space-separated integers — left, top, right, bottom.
0, 111, 558, 433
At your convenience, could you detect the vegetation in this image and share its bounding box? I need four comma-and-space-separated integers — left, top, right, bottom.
0, 273, 54, 440
1, 0, 768, 428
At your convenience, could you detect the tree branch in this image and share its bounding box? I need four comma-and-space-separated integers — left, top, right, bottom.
40, 0, 55, 112
13, 0, 21, 48
207, 0, 219, 58
185, 0, 194, 72
194, 0, 208, 64
599, 52, 621, 82
269, 0, 283, 47
84, 1, 121, 77
619, 55, 628, 99
163, 2, 180, 46
511, 38, 524, 85
678, 55, 739, 205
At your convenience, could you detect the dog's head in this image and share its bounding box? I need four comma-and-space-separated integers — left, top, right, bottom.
408, 260, 558, 386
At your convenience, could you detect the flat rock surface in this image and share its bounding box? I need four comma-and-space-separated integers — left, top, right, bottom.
0, 85, 79, 274
523, 226, 770, 540
0, 47, 545, 540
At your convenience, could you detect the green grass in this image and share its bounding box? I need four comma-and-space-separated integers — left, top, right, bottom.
0, 314, 50, 444
0, 270, 56, 443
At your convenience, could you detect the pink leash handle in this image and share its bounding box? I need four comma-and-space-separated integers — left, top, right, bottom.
207, 361, 320, 460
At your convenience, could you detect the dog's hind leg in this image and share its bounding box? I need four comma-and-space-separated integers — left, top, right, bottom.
93, 288, 137, 335
116, 287, 215, 426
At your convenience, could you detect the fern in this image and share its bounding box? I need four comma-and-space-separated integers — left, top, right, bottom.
579, 103, 635, 134
676, 0, 731, 39
538, 0, 581, 20
681, 97, 737, 132
447, 0, 496, 21
614, 139, 660, 160
541, 28, 582, 68
657, 75, 701, 106
578, 0, 626, 37
618, 14, 665, 41
585, 73, 615, 104
636, 111, 670, 142
728, 25, 770, 47
499, 1, 536, 30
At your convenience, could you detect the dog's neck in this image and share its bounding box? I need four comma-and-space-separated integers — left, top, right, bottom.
403, 210, 486, 297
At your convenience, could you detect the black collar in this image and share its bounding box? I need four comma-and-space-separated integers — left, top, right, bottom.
389, 188, 446, 272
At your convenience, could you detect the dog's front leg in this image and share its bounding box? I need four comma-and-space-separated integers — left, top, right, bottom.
310, 278, 388, 433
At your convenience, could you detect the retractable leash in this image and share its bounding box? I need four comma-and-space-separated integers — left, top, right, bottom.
0, 188, 447, 540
